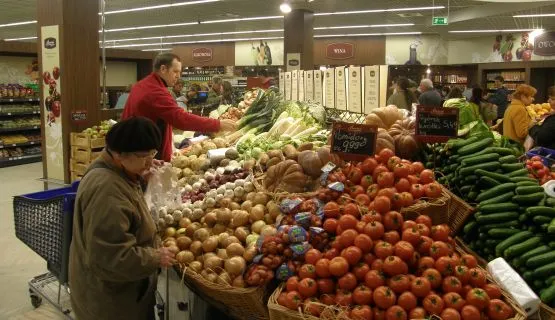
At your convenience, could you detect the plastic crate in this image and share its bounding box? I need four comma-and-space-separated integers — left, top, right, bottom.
13, 181, 80, 285
526, 146, 555, 167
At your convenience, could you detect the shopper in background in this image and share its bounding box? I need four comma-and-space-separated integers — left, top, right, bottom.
221, 81, 235, 105
386, 77, 417, 111
463, 83, 474, 101
529, 86, 555, 149
69, 117, 176, 320
170, 79, 185, 99
503, 84, 536, 144
418, 78, 442, 108
177, 83, 201, 110
206, 76, 223, 106
446, 86, 464, 100
115, 84, 133, 109
469, 87, 496, 124
122, 53, 235, 162
487, 76, 510, 119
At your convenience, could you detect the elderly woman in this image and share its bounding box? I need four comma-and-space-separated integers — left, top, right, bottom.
503, 84, 536, 144
69, 117, 176, 320
529, 86, 555, 149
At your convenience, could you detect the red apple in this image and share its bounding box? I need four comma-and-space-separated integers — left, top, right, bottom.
52, 67, 60, 80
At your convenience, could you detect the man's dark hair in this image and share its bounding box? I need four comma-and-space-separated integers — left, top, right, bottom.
153, 53, 181, 71
495, 76, 504, 83
106, 117, 161, 153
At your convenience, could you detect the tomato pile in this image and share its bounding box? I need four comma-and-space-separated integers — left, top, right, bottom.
271, 148, 516, 320
526, 155, 555, 185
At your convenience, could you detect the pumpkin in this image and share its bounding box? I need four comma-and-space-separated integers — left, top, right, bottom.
264, 160, 309, 193
365, 105, 405, 129
298, 147, 331, 178
376, 129, 395, 154
388, 119, 418, 160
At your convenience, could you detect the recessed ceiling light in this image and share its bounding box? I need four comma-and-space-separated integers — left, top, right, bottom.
105, 29, 284, 42
449, 29, 540, 33
280, 3, 292, 14
0, 20, 37, 28
314, 32, 422, 38
314, 23, 414, 30
104, 36, 285, 49
3, 36, 38, 41
514, 13, 555, 18
315, 6, 444, 16
102, 0, 219, 15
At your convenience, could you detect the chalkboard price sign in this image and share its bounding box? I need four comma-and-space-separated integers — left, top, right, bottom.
71, 110, 87, 122
415, 106, 459, 143
331, 122, 378, 161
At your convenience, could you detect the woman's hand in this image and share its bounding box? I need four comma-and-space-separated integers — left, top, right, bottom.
158, 247, 177, 268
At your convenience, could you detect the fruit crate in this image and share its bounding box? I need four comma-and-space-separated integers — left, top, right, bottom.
69, 161, 89, 176
70, 146, 101, 164
70, 171, 83, 182
70, 132, 105, 149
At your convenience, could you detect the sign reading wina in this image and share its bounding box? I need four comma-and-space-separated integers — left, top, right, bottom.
326, 43, 355, 60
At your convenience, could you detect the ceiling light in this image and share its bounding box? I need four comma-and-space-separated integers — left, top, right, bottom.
280, 3, 292, 14
106, 29, 284, 42
0, 20, 37, 28
104, 36, 284, 49
314, 23, 414, 30
314, 32, 421, 38
3, 36, 38, 41
315, 6, 444, 16
103, 0, 219, 15
514, 13, 555, 18
449, 29, 539, 33
142, 48, 173, 52
203, 16, 282, 24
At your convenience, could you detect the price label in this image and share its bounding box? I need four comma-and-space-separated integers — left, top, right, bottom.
415, 106, 459, 142
71, 110, 87, 122
331, 122, 378, 161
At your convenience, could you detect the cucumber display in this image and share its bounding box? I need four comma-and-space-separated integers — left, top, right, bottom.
496, 231, 533, 257
476, 183, 516, 202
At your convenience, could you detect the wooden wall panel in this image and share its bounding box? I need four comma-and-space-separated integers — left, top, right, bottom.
314, 37, 386, 66
172, 43, 235, 67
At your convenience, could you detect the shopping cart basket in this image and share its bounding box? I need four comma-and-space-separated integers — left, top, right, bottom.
13, 181, 79, 317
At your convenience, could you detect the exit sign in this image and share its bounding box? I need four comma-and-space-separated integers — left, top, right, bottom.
432, 17, 448, 25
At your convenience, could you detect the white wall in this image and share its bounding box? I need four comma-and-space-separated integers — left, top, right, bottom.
101, 61, 137, 87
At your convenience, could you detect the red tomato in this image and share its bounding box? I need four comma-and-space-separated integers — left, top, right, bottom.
277, 292, 288, 306
354, 233, 374, 253
320, 294, 335, 306
323, 202, 341, 218
363, 252, 377, 266
441, 308, 462, 320
344, 202, 362, 218
373, 286, 397, 309
316, 278, 335, 294
402, 227, 422, 246
340, 229, 359, 248
430, 224, 450, 241
416, 223, 431, 237
348, 167, 364, 184
286, 276, 299, 292
469, 268, 487, 288
377, 172, 395, 188
430, 241, 451, 260
422, 268, 443, 289
374, 308, 387, 320
398, 292, 417, 311
349, 185, 366, 199
377, 187, 396, 199
374, 241, 395, 259
383, 256, 408, 276
411, 276, 432, 298
304, 249, 322, 265
461, 254, 478, 269
454, 265, 470, 285
323, 248, 339, 260
361, 157, 378, 174
461, 305, 481, 320
364, 210, 383, 223
360, 175, 374, 189
338, 272, 358, 290
409, 251, 421, 269
323, 218, 339, 234
409, 184, 425, 199
329, 257, 349, 277
461, 285, 473, 298
424, 182, 443, 198
443, 292, 466, 311
353, 262, 371, 281
394, 241, 415, 261
341, 246, 363, 265
298, 278, 318, 298
423, 293, 445, 315
386, 305, 407, 320
402, 220, 417, 231
417, 236, 433, 256
371, 258, 384, 272
436, 256, 456, 276
339, 215, 359, 232
304, 297, 323, 317
365, 269, 386, 289
466, 288, 490, 310
388, 275, 411, 294
409, 307, 427, 319
383, 211, 404, 231
391, 193, 405, 210
383, 230, 401, 245
411, 162, 425, 174
417, 257, 435, 273
483, 283, 502, 300
395, 178, 411, 193
299, 264, 316, 279
373, 165, 390, 182
335, 289, 353, 306
315, 258, 331, 278
356, 220, 367, 233
367, 184, 381, 200
364, 221, 385, 240
394, 163, 410, 179
351, 305, 373, 320
377, 149, 394, 165
407, 174, 420, 184
442, 276, 463, 294
353, 285, 374, 305
400, 192, 414, 207
387, 156, 402, 171
284, 291, 302, 310
420, 169, 435, 184
355, 193, 371, 206
487, 299, 514, 320
332, 238, 344, 251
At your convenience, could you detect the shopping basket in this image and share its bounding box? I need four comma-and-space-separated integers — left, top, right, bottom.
13, 181, 79, 285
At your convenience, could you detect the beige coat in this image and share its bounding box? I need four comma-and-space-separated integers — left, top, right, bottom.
69, 151, 160, 320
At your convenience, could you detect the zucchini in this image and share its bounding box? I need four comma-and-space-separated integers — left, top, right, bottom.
479, 192, 515, 206
461, 153, 500, 167
508, 168, 530, 178
477, 202, 519, 214
476, 183, 516, 202
511, 176, 539, 183
476, 212, 518, 225
534, 216, 554, 225
457, 138, 494, 155
528, 251, 555, 269
514, 192, 546, 206
495, 231, 534, 257
533, 261, 555, 279
460, 161, 501, 177
504, 237, 542, 260
478, 220, 520, 233
488, 228, 521, 239
499, 155, 518, 164
516, 186, 545, 195
475, 169, 511, 183
541, 284, 555, 303
463, 221, 478, 235
522, 245, 551, 262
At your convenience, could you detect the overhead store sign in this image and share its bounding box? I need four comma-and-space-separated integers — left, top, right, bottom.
326, 43, 355, 60
432, 17, 448, 25
534, 32, 555, 56
192, 48, 213, 62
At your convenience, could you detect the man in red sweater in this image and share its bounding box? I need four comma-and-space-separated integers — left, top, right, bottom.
122, 53, 235, 162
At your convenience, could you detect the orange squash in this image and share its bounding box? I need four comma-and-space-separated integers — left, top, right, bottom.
388, 119, 418, 160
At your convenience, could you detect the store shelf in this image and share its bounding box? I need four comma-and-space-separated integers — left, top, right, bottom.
0, 141, 41, 149
0, 153, 42, 168
0, 126, 40, 133
0, 111, 40, 117
0, 98, 40, 103
487, 80, 525, 82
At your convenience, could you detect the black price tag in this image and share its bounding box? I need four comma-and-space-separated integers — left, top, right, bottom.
331, 122, 377, 161
415, 106, 459, 143
71, 110, 87, 122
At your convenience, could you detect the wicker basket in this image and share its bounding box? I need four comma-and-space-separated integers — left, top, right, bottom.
400, 186, 451, 226
539, 303, 555, 320
444, 188, 475, 235
176, 265, 274, 320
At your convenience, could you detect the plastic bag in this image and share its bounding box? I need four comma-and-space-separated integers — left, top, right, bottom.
144, 163, 182, 221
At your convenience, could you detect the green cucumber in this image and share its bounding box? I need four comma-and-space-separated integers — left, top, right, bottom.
478, 220, 520, 233
535, 280, 546, 290
549, 242, 555, 249
479, 176, 502, 189
534, 215, 553, 225
476, 183, 516, 202
545, 275, 555, 286
479, 192, 515, 206
460, 185, 472, 195
488, 228, 521, 239
476, 212, 518, 225
475, 169, 511, 183
514, 192, 546, 205
502, 163, 525, 172
484, 147, 516, 156
519, 213, 528, 223
511, 176, 539, 183
457, 138, 494, 155
547, 197, 555, 208
499, 155, 518, 164
522, 245, 551, 262
548, 220, 555, 234
523, 271, 534, 281
464, 175, 478, 183
451, 136, 480, 150
516, 181, 540, 187
508, 168, 530, 177
541, 284, 555, 303
504, 237, 542, 260
468, 191, 479, 201
533, 261, 555, 279
460, 161, 501, 177
485, 239, 501, 247
463, 221, 478, 235
516, 186, 545, 195
461, 153, 500, 167
495, 231, 534, 257
477, 202, 519, 214
528, 251, 555, 268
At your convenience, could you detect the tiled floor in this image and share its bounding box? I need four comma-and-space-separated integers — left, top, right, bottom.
0, 162, 66, 319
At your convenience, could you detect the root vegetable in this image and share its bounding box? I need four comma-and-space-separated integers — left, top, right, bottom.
260, 225, 277, 237
212, 223, 227, 235
266, 201, 280, 220
230, 202, 241, 210
217, 249, 228, 259
190, 241, 203, 256
216, 208, 232, 225
193, 228, 210, 242
234, 226, 250, 243
241, 200, 253, 212
226, 242, 246, 258
225, 256, 247, 276
189, 261, 202, 273
176, 251, 195, 264
253, 192, 269, 205
244, 181, 254, 192
204, 211, 217, 227
202, 236, 219, 252
251, 221, 266, 234
176, 236, 192, 250
167, 245, 179, 255
217, 271, 232, 286
231, 210, 249, 228
205, 256, 223, 270
243, 245, 257, 262
221, 236, 240, 248
250, 205, 265, 222
165, 227, 176, 238
232, 276, 246, 288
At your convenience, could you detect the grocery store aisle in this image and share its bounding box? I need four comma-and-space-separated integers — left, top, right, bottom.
0, 162, 66, 319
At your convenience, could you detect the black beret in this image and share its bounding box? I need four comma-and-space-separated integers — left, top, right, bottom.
106, 117, 161, 153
